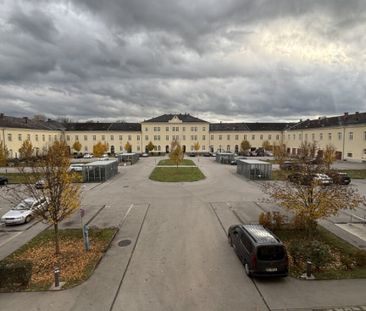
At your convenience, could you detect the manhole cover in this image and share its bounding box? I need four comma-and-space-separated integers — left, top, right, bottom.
123, 186, 129, 188
118, 239, 131, 247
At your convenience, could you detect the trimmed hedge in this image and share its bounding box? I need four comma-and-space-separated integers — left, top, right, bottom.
0, 261, 32, 289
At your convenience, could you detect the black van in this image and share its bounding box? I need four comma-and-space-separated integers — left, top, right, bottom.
228, 224, 288, 277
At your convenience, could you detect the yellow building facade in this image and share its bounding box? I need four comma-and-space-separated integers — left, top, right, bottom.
1, 112, 365, 162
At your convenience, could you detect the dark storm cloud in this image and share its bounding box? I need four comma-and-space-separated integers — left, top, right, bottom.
0, 0, 365, 122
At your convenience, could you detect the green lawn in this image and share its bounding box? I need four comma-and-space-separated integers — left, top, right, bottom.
0, 227, 117, 291
274, 226, 366, 279
158, 159, 196, 166
0, 173, 40, 184
149, 167, 205, 182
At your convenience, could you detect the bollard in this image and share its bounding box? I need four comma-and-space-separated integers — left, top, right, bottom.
54, 267, 60, 287
306, 260, 312, 278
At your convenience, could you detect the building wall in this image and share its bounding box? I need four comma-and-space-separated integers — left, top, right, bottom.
209, 131, 283, 152
1, 119, 365, 161
0, 127, 63, 158
141, 121, 209, 153
65, 131, 142, 153
283, 124, 366, 161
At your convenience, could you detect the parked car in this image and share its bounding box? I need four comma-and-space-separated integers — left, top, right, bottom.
68, 164, 84, 172
189, 153, 196, 157
280, 161, 302, 170
230, 156, 246, 165
35, 179, 46, 189
0, 176, 9, 186
141, 153, 149, 157
73, 153, 83, 159
228, 224, 288, 277
288, 172, 332, 186
83, 153, 93, 158
326, 171, 351, 185
1, 197, 48, 225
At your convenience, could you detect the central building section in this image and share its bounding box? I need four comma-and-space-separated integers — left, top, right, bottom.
141, 114, 209, 154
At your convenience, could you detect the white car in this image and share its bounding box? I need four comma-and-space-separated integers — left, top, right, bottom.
313, 173, 333, 186
68, 164, 84, 172
1, 197, 48, 225
83, 153, 93, 159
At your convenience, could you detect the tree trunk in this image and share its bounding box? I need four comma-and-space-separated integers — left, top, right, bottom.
54, 223, 60, 255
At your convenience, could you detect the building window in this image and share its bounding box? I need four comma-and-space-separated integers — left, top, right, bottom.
288, 134, 290, 140
145, 127, 148, 132
319, 133, 323, 140
84, 146, 88, 151
7, 133, 12, 141
312, 133, 315, 140
227, 135, 230, 140
211, 135, 214, 140
328, 133, 332, 140
166, 127, 169, 131
49, 135, 51, 142
110, 135, 114, 141
219, 135, 222, 140
27, 134, 31, 140
137, 146, 140, 151
364, 131, 366, 140
35, 134, 38, 141
203, 127, 206, 131
227, 145, 230, 151
202, 145, 205, 151
120, 146, 123, 151
102, 135, 105, 140
305, 134, 308, 141
338, 132, 342, 140
18, 134, 22, 141
66, 135, 70, 141
293, 134, 295, 140
276, 135, 279, 140
75, 135, 79, 141
93, 135, 97, 141
175, 127, 179, 131
244, 135, 247, 140
83, 135, 87, 141
145, 135, 148, 141
166, 135, 169, 141
182, 135, 186, 140
182, 127, 185, 132
349, 132, 353, 140
347, 153, 352, 158
202, 135, 206, 141
42, 135, 45, 142
260, 135, 263, 140
54, 135, 57, 141
235, 135, 239, 140
268, 134, 271, 140
137, 135, 140, 141
252, 135, 255, 140
128, 135, 131, 141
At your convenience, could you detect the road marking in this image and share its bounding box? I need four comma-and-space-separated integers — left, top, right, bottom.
119, 204, 134, 228
0, 231, 22, 248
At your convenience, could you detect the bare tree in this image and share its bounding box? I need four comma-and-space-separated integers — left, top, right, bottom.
323, 144, 337, 170
0, 141, 8, 166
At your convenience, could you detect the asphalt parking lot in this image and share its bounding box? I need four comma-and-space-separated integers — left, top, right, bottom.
0, 156, 365, 311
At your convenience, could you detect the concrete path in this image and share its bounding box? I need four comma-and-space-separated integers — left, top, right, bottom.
0, 157, 365, 311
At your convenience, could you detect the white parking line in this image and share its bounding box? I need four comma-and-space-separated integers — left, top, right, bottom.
0, 231, 23, 248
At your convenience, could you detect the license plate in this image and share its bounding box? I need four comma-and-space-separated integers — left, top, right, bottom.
266, 267, 278, 272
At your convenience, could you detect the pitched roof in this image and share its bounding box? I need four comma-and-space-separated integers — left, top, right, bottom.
0, 115, 65, 130
65, 122, 141, 131
288, 112, 366, 130
209, 123, 250, 131
143, 113, 208, 123
210, 122, 290, 131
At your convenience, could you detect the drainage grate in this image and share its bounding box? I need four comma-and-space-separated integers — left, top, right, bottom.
118, 239, 131, 247
123, 185, 129, 188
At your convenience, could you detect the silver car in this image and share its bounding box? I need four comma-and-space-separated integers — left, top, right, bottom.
1, 197, 47, 225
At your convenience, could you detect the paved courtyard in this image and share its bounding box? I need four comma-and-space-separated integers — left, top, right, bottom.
0, 157, 366, 311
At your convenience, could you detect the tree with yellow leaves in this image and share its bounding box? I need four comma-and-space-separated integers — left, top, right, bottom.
19, 140, 34, 160
125, 142, 132, 153
323, 144, 337, 171
2, 141, 81, 255
169, 140, 184, 168
262, 140, 272, 151
240, 140, 251, 155
273, 143, 287, 166
72, 141, 82, 153
0, 141, 8, 166
93, 142, 108, 157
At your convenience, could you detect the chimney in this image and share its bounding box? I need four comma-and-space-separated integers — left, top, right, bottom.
0, 113, 4, 119
344, 112, 349, 116
355, 111, 359, 114
23, 117, 28, 123
47, 118, 52, 122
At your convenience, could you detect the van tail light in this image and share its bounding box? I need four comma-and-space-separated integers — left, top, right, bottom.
251, 254, 257, 269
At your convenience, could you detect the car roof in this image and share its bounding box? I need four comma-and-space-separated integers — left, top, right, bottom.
240, 224, 281, 245
23, 197, 37, 204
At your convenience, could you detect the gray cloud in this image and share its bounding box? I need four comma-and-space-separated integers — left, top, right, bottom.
0, 0, 365, 122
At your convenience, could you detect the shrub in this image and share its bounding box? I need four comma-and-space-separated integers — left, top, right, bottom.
259, 211, 286, 230
288, 240, 306, 266
354, 250, 366, 267
307, 240, 332, 271
259, 212, 272, 229
0, 261, 32, 289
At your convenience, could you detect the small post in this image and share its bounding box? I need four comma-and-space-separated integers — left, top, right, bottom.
306, 260, 312, 278
83, 224, 90, 251
54, 267, 60, 287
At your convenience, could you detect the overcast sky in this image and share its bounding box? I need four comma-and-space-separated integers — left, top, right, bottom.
0, 0, 365, 123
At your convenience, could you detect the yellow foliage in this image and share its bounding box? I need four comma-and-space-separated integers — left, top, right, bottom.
125, 142, 132, 153
93, 142, 108, 157
0, 141, 8, 166
169, 140, 184, 167
19, 140, 34, 160
72, 141, 82, 152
